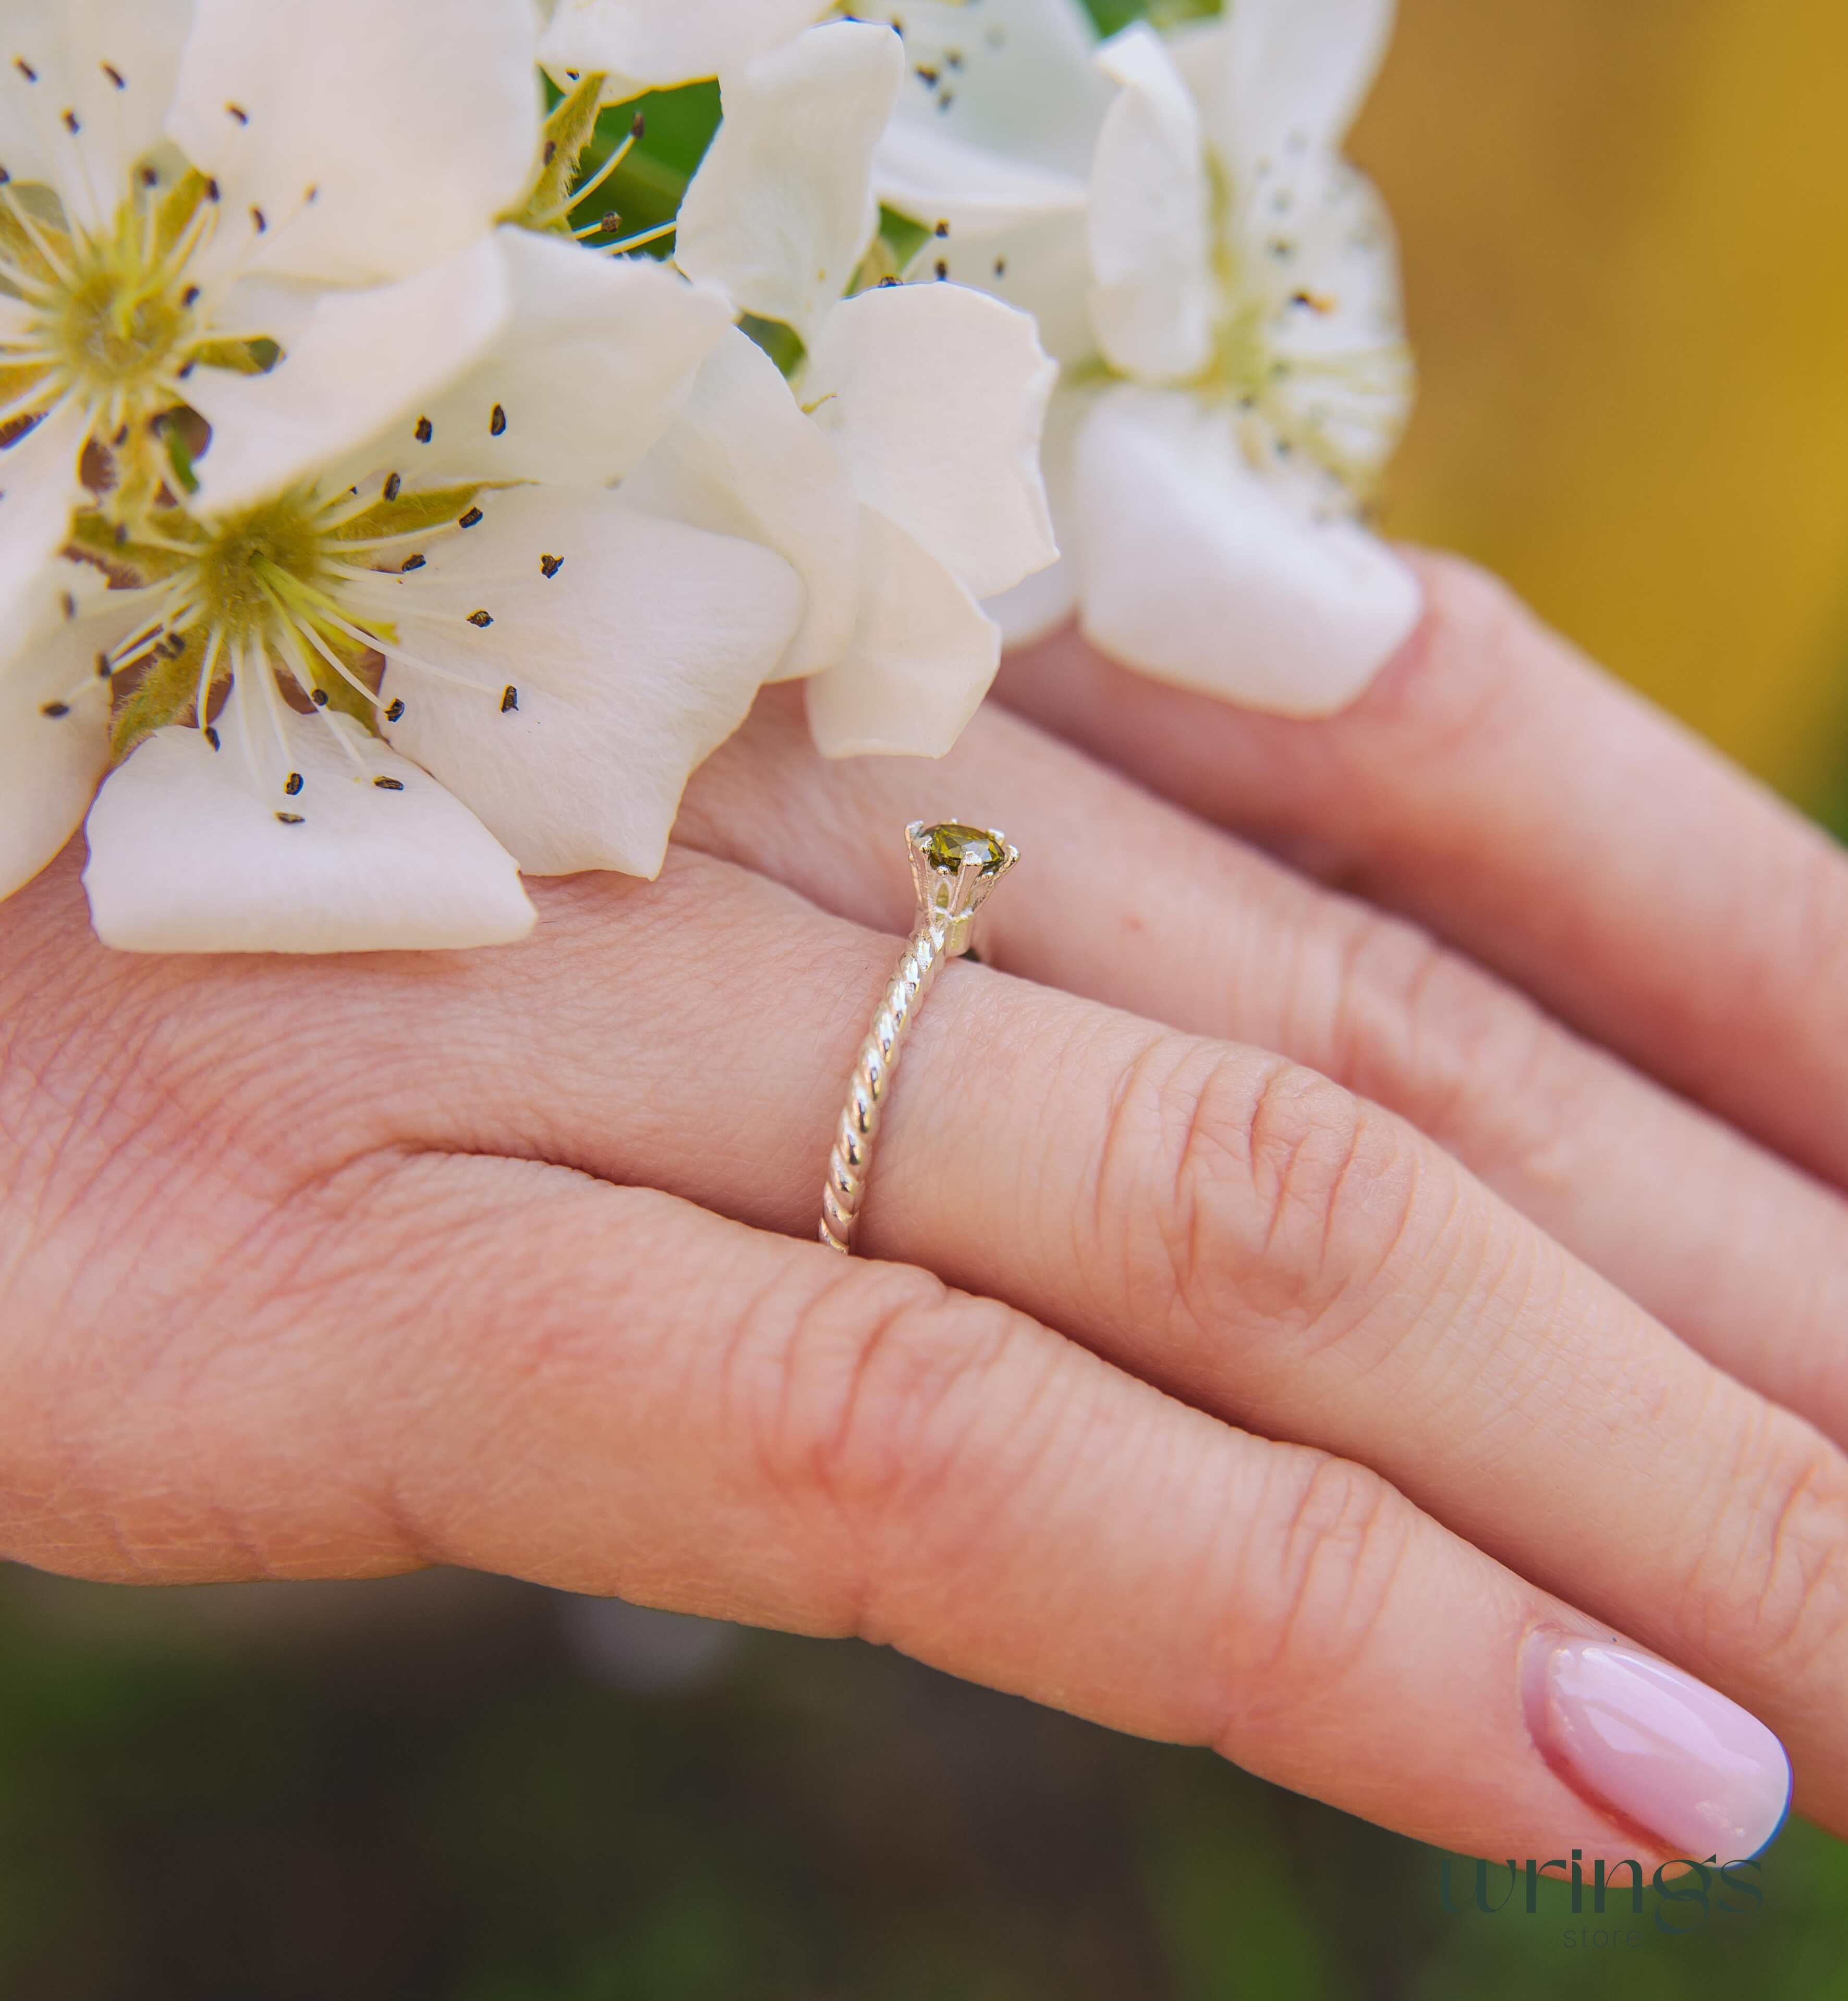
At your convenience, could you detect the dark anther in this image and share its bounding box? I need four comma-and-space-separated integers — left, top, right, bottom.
934, 260, 948, 280
40, 701, 70, 719
399, 554, 425, 572
500, 686, 519, 714
275, 812, 306, 826
226, 102, 249, 124
934, 220, 950, 238
414, 416, 433, 443
250, 205, 267, 233
458, 507, 483, 529
383, 471, 401, 501
15, 58, 38, 81
101, 63, 125, 88
205, 175, 221, 201
139, 164, 159, 187
112, 424, 128, 446
385, 699, 406, 722
312, 689, 329, 707
284, 772, 305, 797
467, 609, 494, 628
631, 112, 646, 138
95, 652, 111, 676
373, 776, 405, 791
62, 109, 80, 134
59, 592, 75, 621
490, 404, 507, 436
540, 554, 564, 579
181, 284, 201, 305
878, 275, 901, 287
993, 258, 1007, 278
543, 139, 557, 165
204, 726, 221, 750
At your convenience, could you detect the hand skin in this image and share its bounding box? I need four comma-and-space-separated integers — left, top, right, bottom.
3, 551, 1844, 1868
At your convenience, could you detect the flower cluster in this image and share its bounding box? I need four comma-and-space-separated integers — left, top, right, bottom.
3, 0, 1416, 957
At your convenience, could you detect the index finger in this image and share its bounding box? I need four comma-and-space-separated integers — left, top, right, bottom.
999, 552, 1848, 1188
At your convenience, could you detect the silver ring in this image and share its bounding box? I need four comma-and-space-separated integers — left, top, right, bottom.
820, 822, 1019, 1255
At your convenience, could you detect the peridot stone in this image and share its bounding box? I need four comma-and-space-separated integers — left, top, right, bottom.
920, 823, 1007, 877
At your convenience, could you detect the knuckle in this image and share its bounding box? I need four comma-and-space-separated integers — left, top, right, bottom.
744, 1263, 1031, 1540
1110, 1037, 1423, 1339
1688, 1412, 1848, 1675
1326, 906, 1590, 1191
1221, 1451, 1411, 1724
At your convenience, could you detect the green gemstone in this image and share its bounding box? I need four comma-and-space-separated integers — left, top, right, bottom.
920, 823, 1007, 877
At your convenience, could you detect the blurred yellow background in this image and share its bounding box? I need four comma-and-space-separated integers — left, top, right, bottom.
1356, 0, 1848, 808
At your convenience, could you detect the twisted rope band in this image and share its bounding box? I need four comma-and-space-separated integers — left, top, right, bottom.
821, 918, 949, 1254
819, 823, 1017, 1256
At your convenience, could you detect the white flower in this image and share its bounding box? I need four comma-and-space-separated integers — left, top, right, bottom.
865, 0, 1423, 716
0, 0, 543, 582
626, 20, 1060, 757
536, 0, 835, 103
11, 229, 806, 953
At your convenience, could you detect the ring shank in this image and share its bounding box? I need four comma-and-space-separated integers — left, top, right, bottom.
820, 917, 950, 1254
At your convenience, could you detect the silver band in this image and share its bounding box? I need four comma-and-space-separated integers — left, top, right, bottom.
820, 822, 1018, 1255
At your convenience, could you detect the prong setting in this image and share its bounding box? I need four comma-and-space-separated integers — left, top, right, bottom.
908, 820, 1018, 959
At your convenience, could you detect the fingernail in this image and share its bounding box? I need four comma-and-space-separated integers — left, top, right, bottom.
1523, 1636, 1792, 1858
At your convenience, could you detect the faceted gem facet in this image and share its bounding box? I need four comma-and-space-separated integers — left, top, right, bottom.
920, 823, 1007, 877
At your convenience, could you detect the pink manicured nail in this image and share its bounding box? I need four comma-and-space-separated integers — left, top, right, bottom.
1524, 1636, 1792, 1857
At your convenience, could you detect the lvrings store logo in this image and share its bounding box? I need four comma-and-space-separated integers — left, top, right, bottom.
1437, 1849, 1767, 1945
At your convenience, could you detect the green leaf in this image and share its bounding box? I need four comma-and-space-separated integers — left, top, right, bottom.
738, 315, 806, 380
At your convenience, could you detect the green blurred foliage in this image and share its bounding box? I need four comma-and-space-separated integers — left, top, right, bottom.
1, 1573, 1844, 1999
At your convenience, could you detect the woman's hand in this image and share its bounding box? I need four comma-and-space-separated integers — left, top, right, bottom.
4, 552, 1843, 1870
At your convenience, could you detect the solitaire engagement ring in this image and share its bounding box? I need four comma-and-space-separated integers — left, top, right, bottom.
820, 822, 1019, 1255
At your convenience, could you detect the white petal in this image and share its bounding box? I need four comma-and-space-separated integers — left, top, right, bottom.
1087, 27, 1214, 385
395, 230, 733, 489
806, 507, 1000, 760
370, 488, 804, 879
0, 560, 129, 902
1192, 0, 1396, 183
167, 0, 542, 287
873, 121, 1088, 239
0, 399, 89, 606
83, 690, 536, 955
622, 326, 860, 684
864, 0, 1111, 191
802, 283, 1057, 603
539, 0, 831, 96
1253, 158, 1413, 491
186, 237, 512, 513
675, 21, 901, 348
986, 384, 1087, 650
1073, 386, 1421, 715
0, 0, 193, 228
914, 207, 1097, 370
